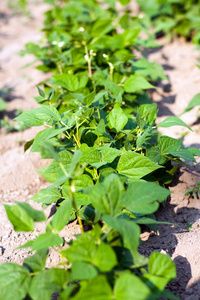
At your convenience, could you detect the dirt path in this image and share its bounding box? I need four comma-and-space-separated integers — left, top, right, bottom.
0, 2, 200, 299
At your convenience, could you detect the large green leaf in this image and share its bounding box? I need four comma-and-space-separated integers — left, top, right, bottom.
102, 215, 141, 259
17, 202, 46, 222
158, 136, 182, 154
89, 174, 125, 216
29, 269, 62, 300
31, 127, 68, 152
126, 181, 170, 215
71, 275, 112, 300
52, 74, 79, 91
117, 151, 162, 181
157, 116, 192, 131
114, 273, 151, 300
108, 103, 128, 131
148, 252, 176, 280
124, 74, 155, 93
51, 199, 72, 231
31, 185, 61, 204
0, 263, 31, 300
4, 204, 34, 232
71, 262, 98, 281
15, 106, 61, 127
62, 234, 117, 272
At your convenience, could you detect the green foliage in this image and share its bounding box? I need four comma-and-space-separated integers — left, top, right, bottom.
136, 0, 200, 44
2, 0, 200, 299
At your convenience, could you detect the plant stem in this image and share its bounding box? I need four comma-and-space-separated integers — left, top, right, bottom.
84, 44, 92, 77
69, 179, 84, 234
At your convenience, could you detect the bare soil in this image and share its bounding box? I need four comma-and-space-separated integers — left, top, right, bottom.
0, 2, 200, 299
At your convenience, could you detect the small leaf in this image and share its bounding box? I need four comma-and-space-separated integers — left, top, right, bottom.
31, 232, 63, 251
182, 93, 200, 114
4, 204, 34, 232
23, 249, 48, 272
124, 74, 155, 93
72, 275, 112, 300
157, 116, 192, 131
0, 263, 31, 300
108, 103, 128, 130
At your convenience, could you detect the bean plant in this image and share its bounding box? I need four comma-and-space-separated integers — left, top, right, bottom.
1, 0, 200, 299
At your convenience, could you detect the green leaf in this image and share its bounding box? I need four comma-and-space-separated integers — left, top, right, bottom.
169, 149, 196, 162
159, 136, 182, 154
15, 106, 61, 127
17, 202, 46, 222
36, 85, 45, 97
31, 127, 69, 152
89, 174, 125, 216
4, 204, 34, 232
31, 232, 63, 251
51, 199, 72, 231
108, 103, 128, 131
139, 104, 157, 125
62, 233, 117, 272
188, 147, 200, 157
182, 93, 200, 113
119, 0, 131, 5
157, 116, 192, 131
124, 74, 155, 93
148, 252, 176, 280
117, 151, 162, 181
29, 269, 61, 300
114, 273, 151, 300
102, 215, 140, 259
31, 185, 61, 204
71, 262, 98, 281
101, 147, 121, 163
0, 263, 31, 300
72, 275, 112, 300
23, 249, 48, 272
52, 74, 79, 91
126, 181, 170, 215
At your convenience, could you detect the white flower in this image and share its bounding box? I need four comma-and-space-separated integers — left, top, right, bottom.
103, 53, 108, 58
71, 186, 76, 193
58, 41, 64, 48
79, 27, 85, 32
84, 54, 89, 61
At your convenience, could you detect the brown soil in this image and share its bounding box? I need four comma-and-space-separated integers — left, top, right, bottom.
0, 1, 200, 299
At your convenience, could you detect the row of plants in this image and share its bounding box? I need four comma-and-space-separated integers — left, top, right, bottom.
1, 0, 200, 299
136, 0, 200, 45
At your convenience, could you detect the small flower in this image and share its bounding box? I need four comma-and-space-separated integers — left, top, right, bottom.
84, 54, 89, 61
103, 53, 108, 59
79, 27, 85, 32
58, 41, 64, 48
